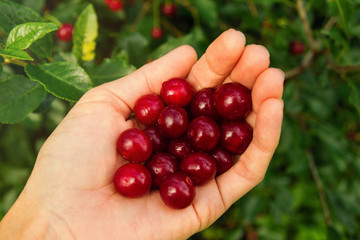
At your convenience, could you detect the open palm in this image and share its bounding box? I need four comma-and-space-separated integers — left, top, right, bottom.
5, 29, 284, 240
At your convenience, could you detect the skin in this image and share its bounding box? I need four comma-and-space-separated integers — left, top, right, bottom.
0, 29, 284, 240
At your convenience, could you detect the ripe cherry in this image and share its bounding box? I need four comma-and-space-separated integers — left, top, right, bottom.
145, 153, 179, 189
151, 27, 164, 39
116, 128, 152, 163
210, 147, 234, 175
113, 163, 152, 198
167, 137, 192, 159
57, 23, 73, 42
104, 0, 123, 11
159, 172, 195, 209
157, 105, 188, 138
161, 3, 178, 17
190, 88, 219, 120
214, 82, 252, 120
143, 126, 167, 154
187, 116, 220, 152
160, 78, 194, 106
220, 120, 253, 154
134, 94, 165, 125
289, 40, 306, 55
180, 152, 217, 186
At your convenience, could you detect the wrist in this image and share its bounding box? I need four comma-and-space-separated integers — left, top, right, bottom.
0, 189, 74, 240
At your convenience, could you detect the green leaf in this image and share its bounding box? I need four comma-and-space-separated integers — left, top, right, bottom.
0, 74, 46, 123
192, 0, 218, 27
21, 0, 45, 13
0, 0, 53, 60
88, 57, 136, 87
0, 48, 33, 61
118, 31, 149, 68
333, 0, 352, 38
0, 0, 42, 34
6, 22, 58, 50
150, 33, 196, 60
348, 82, 360, 115
72, 4, 98, 62
327, 226, 342, 240
25, 61, 92, 101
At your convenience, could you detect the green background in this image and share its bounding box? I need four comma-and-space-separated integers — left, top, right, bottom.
1, 0, 360, 239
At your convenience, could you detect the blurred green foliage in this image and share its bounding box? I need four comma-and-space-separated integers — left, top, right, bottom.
1, 0, 360, 239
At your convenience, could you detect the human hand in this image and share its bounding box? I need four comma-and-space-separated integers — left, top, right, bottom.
0, 29, 284, 240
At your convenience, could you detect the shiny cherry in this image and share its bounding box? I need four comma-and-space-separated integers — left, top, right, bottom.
117, 128, 152, 163
187, 116, 220, 152
180, 152, 216, 185
190, 88, 219, 120
57, 23, 73, 42
167, 137, 192, 159
145, 153, 179, 189
210, 147, 234, 175
161, 3, 178, 17
134, 94, 165, 125
220, 120, 253, 154
113, 163, 152, 198
151, 27, 164, 39
157, 105, 188, 138
214, 82, 252, 120
160, 78, 194, 106
143, 126, 167, 154
159, 172, 195, 209
104, 0, 123, 11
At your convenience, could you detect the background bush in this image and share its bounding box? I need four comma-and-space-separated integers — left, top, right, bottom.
1, 0, 360, 239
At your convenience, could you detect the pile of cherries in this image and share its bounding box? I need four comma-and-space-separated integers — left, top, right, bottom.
113, 78, 253, 209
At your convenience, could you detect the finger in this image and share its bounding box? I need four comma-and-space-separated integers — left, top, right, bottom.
93, 45, 198, 117
226, 44, 270, 89
216, 98, 283, 208
251, 68, 284, 113
187, 29, 246, 91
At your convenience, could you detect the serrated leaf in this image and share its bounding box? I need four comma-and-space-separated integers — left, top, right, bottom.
6, 22, 58, 50
0, 74, 46, 123
88, 57, 136, 87
72, 4, 98, 62
192, 0, 218, 27
25, 61, 92, 101
0, 48, 33, 60
0, 0, 53, 60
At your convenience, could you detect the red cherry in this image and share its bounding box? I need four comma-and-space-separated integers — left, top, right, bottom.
159, 172, 195, 209
157, 105, 188, 138
190, 88, 219, 120
167, 137, 192, 159
134, 94, 165, 125
160, 78, 194, 106
104, 0, 123, 11
180, 152, 217, 186
143, 126, 167, 154
151, 27, 164, 39
116, 128, 152, 163
145, 153, 179, 189
214, 82, 252, 120
187, 116, 220, 152
57, 23, 73, 42
161, 3, 178, 17
220, 120, 253, 154
289, 40, 306, 55
113, 163, 152, 198
210, 147, 234, 175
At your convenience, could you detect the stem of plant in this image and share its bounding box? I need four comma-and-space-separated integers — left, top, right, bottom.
306, 150, 333, 226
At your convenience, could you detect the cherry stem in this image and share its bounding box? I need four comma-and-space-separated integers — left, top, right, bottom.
152, 0, 161, 28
